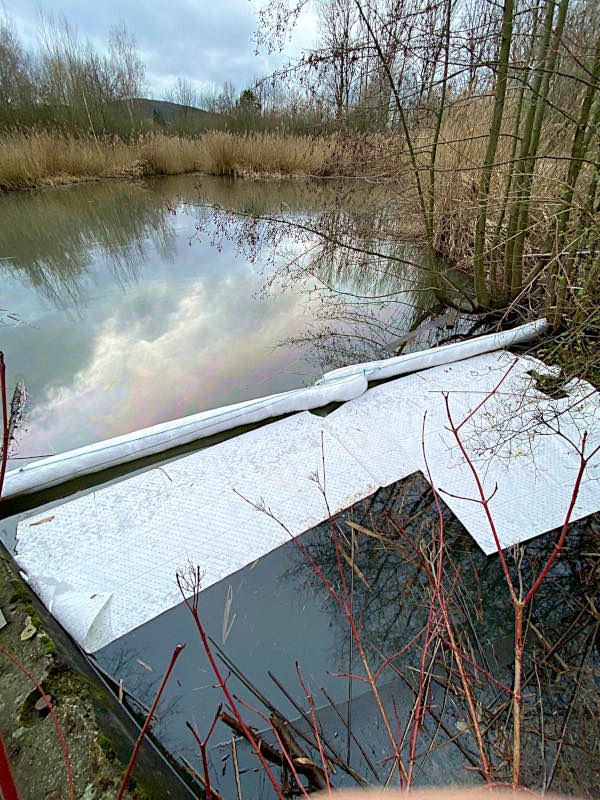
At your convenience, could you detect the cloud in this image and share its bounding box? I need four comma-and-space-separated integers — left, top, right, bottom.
4, 0, 316, 98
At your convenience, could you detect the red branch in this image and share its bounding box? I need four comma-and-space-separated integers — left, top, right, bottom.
440, 359, 599, 789
234, 696, 312, 800
116, 644, 185, 800
444, 389, 518, 603
186, 704, 222, 800
177, 569, 286, 800
524, 435, 600, 605
421, 412, 492, 784
233, 482, 410, 784
0, 727, 21, 800
295, 663, 331, 793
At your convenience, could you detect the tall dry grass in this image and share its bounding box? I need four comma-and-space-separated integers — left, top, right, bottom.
194, 131, 337, 176
0, 131, 104, 190
411, 94, 573, 267
0, 129, 344, 191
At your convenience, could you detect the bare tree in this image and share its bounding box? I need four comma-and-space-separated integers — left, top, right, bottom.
198, 81, 237, 114
316, 0, 360, 116
107, 23, 145, 100
164, 76, 199, 112
0, 11, 35, 115
34, 12, 144, 132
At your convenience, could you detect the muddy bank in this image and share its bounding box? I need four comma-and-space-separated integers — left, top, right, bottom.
0, 557, 197, 800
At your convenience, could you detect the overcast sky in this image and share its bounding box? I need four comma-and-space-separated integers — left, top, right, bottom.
3, 0, 318, 99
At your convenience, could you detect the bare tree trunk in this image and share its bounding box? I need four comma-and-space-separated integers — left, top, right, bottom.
549, 33, 600, 324
427, 0, 453, 281
508, 0, 570, 296
503, 0, 558, 295
496, 0, 542, 293
493, 80, 525, 289
353, 1, 429, 235
472, 0, 515, 308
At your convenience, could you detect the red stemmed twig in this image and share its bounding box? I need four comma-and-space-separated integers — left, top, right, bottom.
234, 696, 313, 799
186, 704, 222, 800
234, 476, 410, 785
0, 352, 9, 500
0, 727, 21, 800
176, 566, 286, 800
440, 362, 600, 788
420, 412, 492, 785
295, 663, 331, 794
116, 644, 185, 800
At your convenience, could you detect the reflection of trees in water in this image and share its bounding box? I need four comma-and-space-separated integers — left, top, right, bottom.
283, 248, 440, 370
0, 180, 177, 309
0, 174, 393, 322
92, 469, 599, 793
193, 180, 472, 372
2, 173, 467, 371
195, 175, 352, 218
283, 474, 600, 791
286, 476, 467, 667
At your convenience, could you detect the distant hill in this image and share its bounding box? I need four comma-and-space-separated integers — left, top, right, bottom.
116, 98, 223, 127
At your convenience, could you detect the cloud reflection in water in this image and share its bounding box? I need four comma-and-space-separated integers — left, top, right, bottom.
0, 176, 318, 462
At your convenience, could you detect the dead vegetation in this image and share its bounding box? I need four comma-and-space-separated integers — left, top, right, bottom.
0, 130, 342, 191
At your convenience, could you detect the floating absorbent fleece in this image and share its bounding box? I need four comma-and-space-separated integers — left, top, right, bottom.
13, 326, 600, 652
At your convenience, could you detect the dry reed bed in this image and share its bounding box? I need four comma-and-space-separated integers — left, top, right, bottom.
0, 129, 422, 191
0, 130, 342, 191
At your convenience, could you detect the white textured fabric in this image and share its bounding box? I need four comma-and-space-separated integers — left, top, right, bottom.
16, 413, 377, 652
324, 351, 600, 554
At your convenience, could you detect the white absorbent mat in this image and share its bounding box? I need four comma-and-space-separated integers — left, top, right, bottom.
325, 350, 600, 554
16, 412, 377, 652
15, 351, 600, 652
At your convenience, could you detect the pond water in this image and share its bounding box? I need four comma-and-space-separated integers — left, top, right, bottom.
0, 174, 438, 468
91, 473, 599, 797
1, 177, 598, 798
